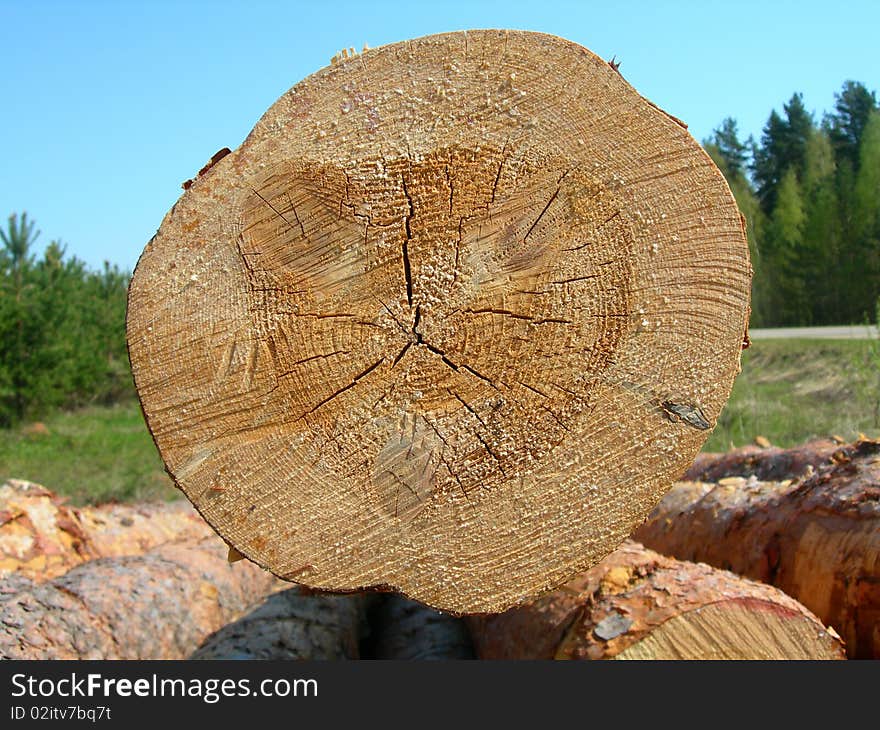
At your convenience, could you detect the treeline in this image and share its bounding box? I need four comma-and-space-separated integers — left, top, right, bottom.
704, 80, 880, 327
0, 213, 130, 426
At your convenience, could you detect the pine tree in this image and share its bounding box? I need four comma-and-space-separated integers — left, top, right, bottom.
752, 110, 789, 214
854, 111, 880, 241
751, 94, 815, 216
710, 118, 749, 179
826, 81, 879, 172
801, 129, 840, 324
782, 93, 813, 179
765, 169, 808, 325
852, 111, 880, 318
0, 213, 40, 423
0, 213, 135, 425
705, 138, 767, 325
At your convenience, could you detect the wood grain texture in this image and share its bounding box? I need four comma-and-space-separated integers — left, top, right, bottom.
468, 540, 845, 660
127, 30, 751, 613
636, 438, 880, 658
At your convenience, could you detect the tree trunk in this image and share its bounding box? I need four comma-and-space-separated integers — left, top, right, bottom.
635, 438, 880, 658
126, 29, 751, 613
467, 540, 845, 660
0, 536, 281, 659
190, 588, 367, 660
367, 595, 475, 659
682, 437, 845, 482
0, 479, 212, 581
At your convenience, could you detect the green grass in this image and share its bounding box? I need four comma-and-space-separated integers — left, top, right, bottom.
0, 400, 177, 505
704, 338, 880, 451
2, 337, 880, 503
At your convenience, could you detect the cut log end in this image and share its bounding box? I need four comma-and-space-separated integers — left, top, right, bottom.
638, 437, 880, 658
468, 541, 846, 660
126, 29, 751, 613
612, 600, 843, 660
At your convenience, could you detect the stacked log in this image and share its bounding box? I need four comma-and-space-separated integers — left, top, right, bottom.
0, 536, 281, 659
0, 481, 851, 660
0, 479, 212, 581
683, 438, 843, 482
367, 595, 475, 660
636, 438, 880, 658
468, 540, 845, 660
191, 589, 368, 660
125, 28, 752, 614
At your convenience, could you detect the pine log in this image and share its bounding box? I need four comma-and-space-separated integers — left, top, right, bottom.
635, 438, 880, 658
368, 595, 475, 659
0, 479, 213, 581
0, 536, 281, 659
683, 438, 843, 481
126, 29, 751, 613
190, 588, 367, 660
468, 540, 845, 660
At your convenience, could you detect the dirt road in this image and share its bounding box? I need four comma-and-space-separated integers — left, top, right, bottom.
749, 326, 878, 340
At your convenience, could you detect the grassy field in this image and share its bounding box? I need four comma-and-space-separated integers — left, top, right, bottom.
0, 400, 176, 505
703, 338, 880, 451
1, 338, 879, 503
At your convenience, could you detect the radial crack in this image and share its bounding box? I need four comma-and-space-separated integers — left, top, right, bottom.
252, 188, 299, 235
465, 307, 571, 325
391, 342, 412, 368
401, 175, 415, 307
473, 430, 506, 474
524, 186, 561, 241
449, 389, 488, 428
303, 357, 384, 416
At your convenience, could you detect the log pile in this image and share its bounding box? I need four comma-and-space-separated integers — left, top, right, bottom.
0, 536, 282, 659
467, 540, 845, 660
367, 595, 475, 660
191, 589, 368, 660
0, 479, 212, 581
0, 474, 858, 660
635, 437, 880, 658
682, 438, 843, 482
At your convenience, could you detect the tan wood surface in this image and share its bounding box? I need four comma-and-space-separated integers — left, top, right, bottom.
127, 30, 751, 613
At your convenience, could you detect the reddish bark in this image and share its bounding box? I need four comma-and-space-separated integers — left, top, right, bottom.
0, 536, 281, 659
683, 438, 848, 482
637, 438, 880, 658
0, 479, 212, 581
468, 540, 845, 660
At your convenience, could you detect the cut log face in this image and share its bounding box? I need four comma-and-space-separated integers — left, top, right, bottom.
126, 30, 751, 613
468, 541, 846, 660
636, 438, 880, 658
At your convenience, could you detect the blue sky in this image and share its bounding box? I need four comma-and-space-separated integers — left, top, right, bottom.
1, 0, 877, 272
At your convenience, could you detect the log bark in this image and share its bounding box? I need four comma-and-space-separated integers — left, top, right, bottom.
683, 438, 844, 482
190, 588, 367, 660
0, 536, 281, 659
367, 595, 474, 659
0, 479, 213, 581
468, 540, 845, 660
126, 29, 751, 613
635, 438, 880, 658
